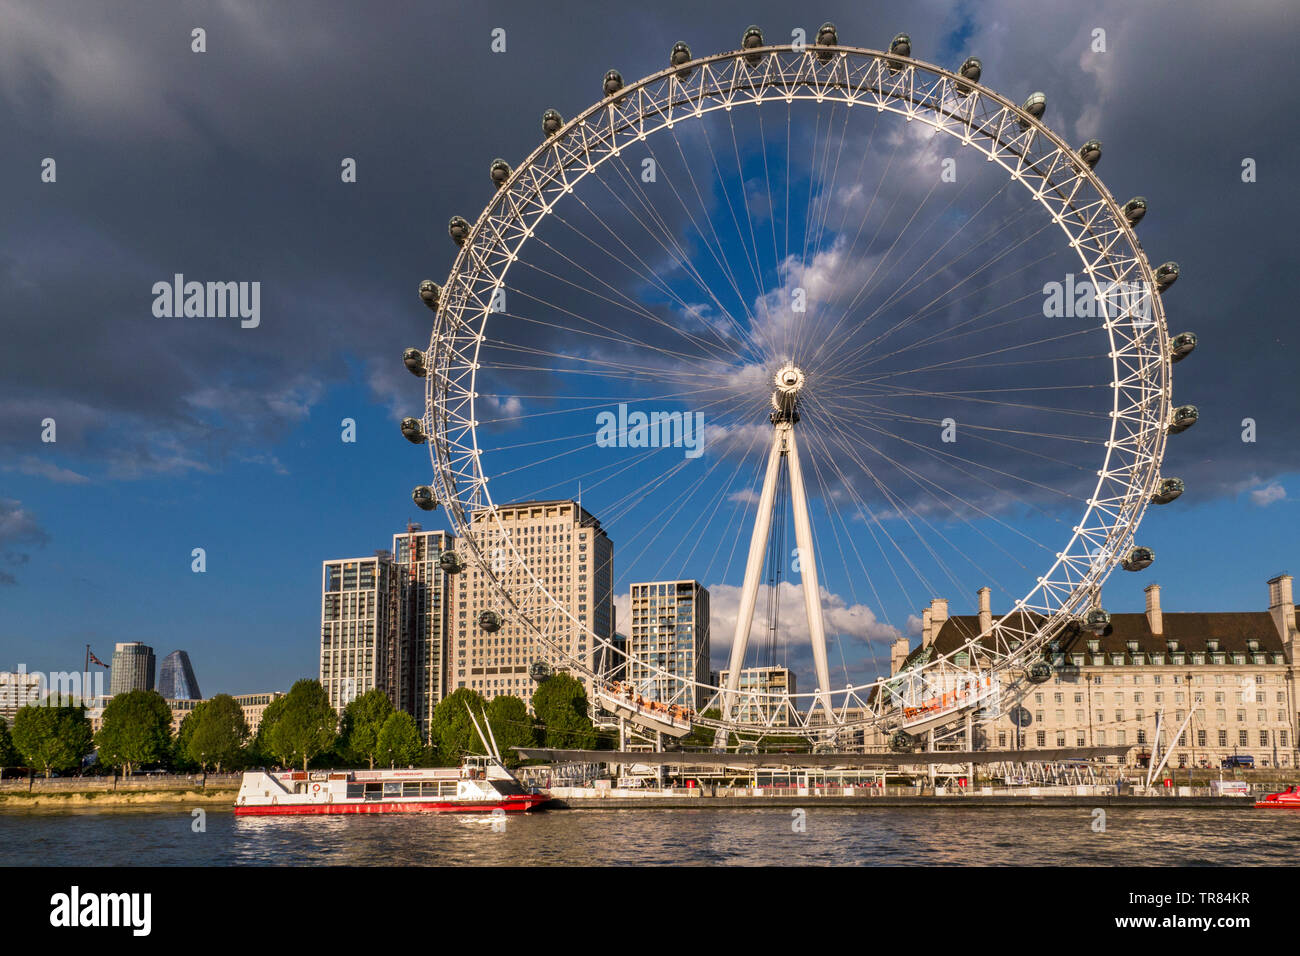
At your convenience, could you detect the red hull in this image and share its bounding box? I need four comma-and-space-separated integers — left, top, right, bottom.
1254, 798, 1300, 808
234, 794, 548, 817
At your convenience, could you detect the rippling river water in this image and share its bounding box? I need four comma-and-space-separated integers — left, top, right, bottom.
4, 806, 1298, 865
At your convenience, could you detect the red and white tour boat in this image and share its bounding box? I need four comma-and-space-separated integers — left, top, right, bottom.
234, 707, 548, 816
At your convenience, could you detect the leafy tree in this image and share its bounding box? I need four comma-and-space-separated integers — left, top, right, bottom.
12, 704, 94, 777
0, 716, 20, 769
429, 687, 488, 765
95, 690, 173, 775
249, 693, 290, 766
266, 679, 337, 771
531, 674, 596, 750
172, 704, 204, 772
486, 694, 536, 766
187, 694, 249, 772
339, 689, 394, 769
376, 712, 423, 768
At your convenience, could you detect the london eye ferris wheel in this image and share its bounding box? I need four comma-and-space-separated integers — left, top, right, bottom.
399, 24, 1198, 748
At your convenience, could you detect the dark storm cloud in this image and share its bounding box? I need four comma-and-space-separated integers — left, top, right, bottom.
0, 0, 1296, 505
0, 498, 48, 584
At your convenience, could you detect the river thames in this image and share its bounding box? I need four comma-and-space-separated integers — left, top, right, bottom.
4, 806, 1298, 865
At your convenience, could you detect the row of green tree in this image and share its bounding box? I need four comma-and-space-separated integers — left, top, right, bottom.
0, 673, 606, 777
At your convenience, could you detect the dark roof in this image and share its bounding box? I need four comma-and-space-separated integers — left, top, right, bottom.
919, 611, 1293, 661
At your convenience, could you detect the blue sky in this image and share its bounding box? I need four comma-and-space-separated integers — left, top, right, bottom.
2, 0, 1297, 698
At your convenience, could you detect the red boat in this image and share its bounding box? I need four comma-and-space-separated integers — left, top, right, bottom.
1254, 785, 1300, 808
234, 705, 548, 817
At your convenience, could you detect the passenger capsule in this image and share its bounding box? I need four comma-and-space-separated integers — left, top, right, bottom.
889, 729, 914, 753
887, 33, 911, 73
815, 22, 837, 61
412, 485, 437, 511
1154, 261, 1180, 292
1122, 196, 1147, 225
1026, 661, 1053, 684
400, 417, 426, 444
1122, 545, 1155, 572
529, 660, 553, 682
741, 25, 764, 65
478, 610, 503, 633
670, 41, 693, 78
1018, 91, 1046, 130
448, 216, 471, 247
489, 158, 512, 189
1078, 139, 1102, 169
403, 347, 427, 377
438, 551, 465, 575
603, 69, 624, 100
1167, 404, 1198, 434
418, 279, 440, 310
542, 108, 563, 137
1169, 331, 1197, 362
1151, 477, 1185, 505
1084, 608, 1111, 635
956, 56, 981, 95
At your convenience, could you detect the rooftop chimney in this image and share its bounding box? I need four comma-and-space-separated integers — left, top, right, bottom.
890, 636, 910, 676
921, 607, 933, 648
977, 587, 992, 634
1144, 582, 1163, 636
1268, 573, 1295, 644
924, 598, 949, 649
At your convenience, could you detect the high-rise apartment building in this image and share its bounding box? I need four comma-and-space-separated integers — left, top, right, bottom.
109, 642, 156, 696
452, 500, 613, 703
392, 526, 455, 738
158, 650, 202, 700
320, 552, 394, 717
628, 580, 710, 708
321, 526, 455, 742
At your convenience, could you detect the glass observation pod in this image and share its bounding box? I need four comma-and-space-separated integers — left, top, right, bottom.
1018, 91, 1046, 129
418, 279, 440, 310
955, 56, 982, 95
887, 33, 911, 73
490, 158, 512, 189
1084, 608, 1112, 634
438, 551, 465, 575
478, 610, 503, 633
1154, 261, 1180, 291
1078, 139, 1102, 168
400, 417, 426, 444
816, 22, 837, 61
541, 109, 563, 136
448, 216, 470, 247
1121, 545, 1155, 572
602, 69, 624, 99
1122, 196, 1147, 224
670, 41, 693, 77
1167, 405, 1199, 434
1170, 332, 1197, 362
1151, 477, 1185, 504
1026, 661, 1053, 684
412, 486, 437, 511
741, 25, 764, 64
403, 348, 427, 377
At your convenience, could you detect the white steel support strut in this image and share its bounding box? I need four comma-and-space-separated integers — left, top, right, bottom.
785, 424, 833, 722
716, 365, 833, 748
